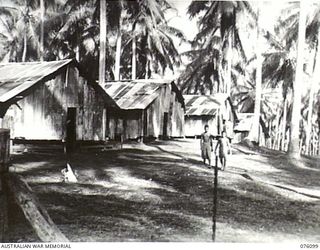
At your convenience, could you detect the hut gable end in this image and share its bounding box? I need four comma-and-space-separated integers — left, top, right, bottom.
103, 79, 185, 140
183, 94, 236, 137
0, 59, 115, 141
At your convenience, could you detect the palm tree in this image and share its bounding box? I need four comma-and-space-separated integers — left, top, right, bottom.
182, 1, 255, 95
112, 0, 123, 80
285, 1, 306, 157
39, 0, 44, 61
305, 28, 320, 155
99, 0, 106, 85
231, 57, 282, 143
179, 45, 221, 94
126, 0, 185, 79
248, 2, 262, 143
261, 1, 320, 154
276, 1, 307, 157
0, 0, 65, 62
0, 0, 40, 62
48, 0, 122, 79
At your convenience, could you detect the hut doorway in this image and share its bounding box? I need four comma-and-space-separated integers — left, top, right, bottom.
66, 107, 76, 152
143, 110, 147, 138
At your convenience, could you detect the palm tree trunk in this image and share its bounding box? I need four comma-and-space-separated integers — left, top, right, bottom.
22, 28, 27, 62
75, 45, 80, 61
281, 98, 287, 151
318, 133, 320, 155
277, 120, 282, 150
39, 0, 44, 61
145, 59, 149, 79
268, 120, 272, 148
273, 106, 281, 150
249, 4, 262, 143
115, 3, 123, 81
312, 128, 316, 155
305, 86, 316, 155
132, 35, 137, 80
224, 33, 232, 95
288, 1, 307, 158
114, 31, 122, 80
99, 0, 107, 86
226, 52, 232, 94
305, 29, 320, 155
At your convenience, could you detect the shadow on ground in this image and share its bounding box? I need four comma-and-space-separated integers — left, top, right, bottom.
6, 140, 320, 242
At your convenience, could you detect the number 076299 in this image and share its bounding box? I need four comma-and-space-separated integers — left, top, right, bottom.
300, 244, 319, 248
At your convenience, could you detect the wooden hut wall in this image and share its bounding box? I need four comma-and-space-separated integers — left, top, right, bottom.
222, 100, 236, 137
146, 84, 170, 138
168, 91, 184, 137
145, 83, 185, 138
145, 83, 184, 138
184, 115, 218, 137
3, 66, 106, 141
77, 72, 106, 141
107, 83, 185, 140
107, 109, 141, 140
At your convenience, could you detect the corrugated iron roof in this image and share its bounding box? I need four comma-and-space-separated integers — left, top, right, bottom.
103, 79, 178, 110
0, 59, 73, 103
0, 59, 118, 108
234, 113, 254, 132
183, 94, 228, 116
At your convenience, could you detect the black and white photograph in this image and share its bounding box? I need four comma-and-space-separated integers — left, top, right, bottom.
0, 0, 320, 246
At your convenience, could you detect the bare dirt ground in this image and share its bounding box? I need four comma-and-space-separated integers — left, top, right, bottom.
6, 139, 320, 242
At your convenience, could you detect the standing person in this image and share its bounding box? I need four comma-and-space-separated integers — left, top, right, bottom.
215, 131, 231, 171
200, 125, 213, 167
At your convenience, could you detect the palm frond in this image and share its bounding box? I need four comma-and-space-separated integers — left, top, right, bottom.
187, 0, 209, 19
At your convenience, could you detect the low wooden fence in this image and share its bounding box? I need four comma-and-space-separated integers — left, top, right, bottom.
0, 129, 68, 242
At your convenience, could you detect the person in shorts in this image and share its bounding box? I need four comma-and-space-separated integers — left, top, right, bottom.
200, 125, 213, 167
215, 131, 231, 171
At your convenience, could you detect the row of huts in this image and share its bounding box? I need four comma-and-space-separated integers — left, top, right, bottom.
0, 59, 252, 145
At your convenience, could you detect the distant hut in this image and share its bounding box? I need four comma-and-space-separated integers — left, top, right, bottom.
233, 113, 270, 145
102, 79, 185, 141
0, 59, 117, 147
233, 113, 254, 142
184, 94, 237, 138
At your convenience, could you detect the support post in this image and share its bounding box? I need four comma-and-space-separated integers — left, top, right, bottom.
0, 129, 10, 242
140, 110, 145, 143
0, 173, 8, 242
212, 155, 219, 241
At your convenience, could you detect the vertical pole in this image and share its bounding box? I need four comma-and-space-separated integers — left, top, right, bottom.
102, 108, 106, 140
0, 129, 10, 242
212, 155, 219, 241
0, 174, 8, 242
217, 110, 221, 135
0, 172, 8, 242
140, 110, 144, 143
